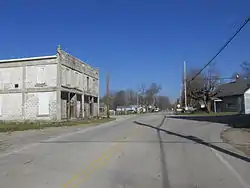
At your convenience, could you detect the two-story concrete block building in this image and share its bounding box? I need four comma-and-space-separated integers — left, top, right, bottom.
0, 47, 99, 120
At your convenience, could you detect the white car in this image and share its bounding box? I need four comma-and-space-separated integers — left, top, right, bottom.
154, 108, 160, 112
176, 108, 184, 112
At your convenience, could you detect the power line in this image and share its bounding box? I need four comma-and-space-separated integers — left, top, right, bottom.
190, 17, 250, 82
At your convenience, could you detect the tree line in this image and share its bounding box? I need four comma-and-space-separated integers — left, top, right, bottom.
100, 83, 172, 110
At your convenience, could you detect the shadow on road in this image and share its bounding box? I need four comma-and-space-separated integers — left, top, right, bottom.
133, 117, 250, 163
155, 115, 171, 188
170, 114, 250, 128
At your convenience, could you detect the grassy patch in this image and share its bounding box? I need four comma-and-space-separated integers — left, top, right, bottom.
0, 117, 115, 133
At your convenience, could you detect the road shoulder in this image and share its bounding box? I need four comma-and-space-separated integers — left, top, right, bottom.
221, 128, 250, 156
0, 116, 140, 158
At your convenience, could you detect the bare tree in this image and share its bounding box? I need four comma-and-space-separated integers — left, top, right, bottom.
156, 96, 171, 110
240, 61, 250, 78
103, 83, 164, 111
100, 90, 116, 110
145, 83, 161, 106
137, 83, 147, 105
113, 90, 126, 108
185, 65, 221, 113
125, 89, 137, 105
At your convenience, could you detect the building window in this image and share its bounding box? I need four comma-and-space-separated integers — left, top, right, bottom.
71, 71, 76, 88
14, 84, 19, 88
38, 93, 50, 116
75, 72, 81, 88
226, 103, 236, 109
93, 79, 96, 91
66, 69, 71, 86
87, 77, 89, 91
37, 66, 45, 84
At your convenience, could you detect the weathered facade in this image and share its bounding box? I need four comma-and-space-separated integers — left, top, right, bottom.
0, 47, 99, 120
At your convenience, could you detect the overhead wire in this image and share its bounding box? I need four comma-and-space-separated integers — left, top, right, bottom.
189, 17, 250, 82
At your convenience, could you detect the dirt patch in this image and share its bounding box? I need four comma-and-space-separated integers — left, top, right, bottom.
221, 128, 250, 156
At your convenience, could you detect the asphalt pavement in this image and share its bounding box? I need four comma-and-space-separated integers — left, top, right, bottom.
0, 114, 249, 188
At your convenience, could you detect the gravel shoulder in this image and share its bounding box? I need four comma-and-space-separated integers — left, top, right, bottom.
0, 115, 137, 157
221, 128, 250, 156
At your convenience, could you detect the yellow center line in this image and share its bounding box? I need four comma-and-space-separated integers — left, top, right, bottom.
72, 144, 122, 188
63, 143, 120, 188
63, 126, 138, 188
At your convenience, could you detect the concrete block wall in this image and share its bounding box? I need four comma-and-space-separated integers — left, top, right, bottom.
92, 78, 98, 94
93, 103, 98, 117
0, 93, 22, 120
0, 56, 58, 120
26, 64, 57, 88
59, 50, 99, 118
61, 65, 82, 90
0, 91, 57, 120
81, 95, 85, 118
58, 50, 99, 97
61, 65, 67, 87
84, 66, 99, 97
84, 103, 90, 118
83, 74, 99, 97
0, 67, 23, 90
24, 92, 57, 120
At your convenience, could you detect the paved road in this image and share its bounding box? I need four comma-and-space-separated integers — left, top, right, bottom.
0, 114, 249, 188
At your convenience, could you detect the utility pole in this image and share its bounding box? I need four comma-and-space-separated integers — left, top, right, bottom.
136, 92, 139, 114
106, 73, 110, 118
136, 92, 139, 106
184, 61, 188, 110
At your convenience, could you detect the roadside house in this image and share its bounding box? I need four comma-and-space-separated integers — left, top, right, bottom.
99, 103, 107, 116
213, 79, 250, 114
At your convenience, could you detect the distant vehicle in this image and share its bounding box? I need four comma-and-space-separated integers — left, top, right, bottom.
154, 108, 160, 112
176, 108, 184, 113
184, 107, 197, 113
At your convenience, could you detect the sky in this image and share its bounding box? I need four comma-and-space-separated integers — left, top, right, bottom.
0, 0, 249, 101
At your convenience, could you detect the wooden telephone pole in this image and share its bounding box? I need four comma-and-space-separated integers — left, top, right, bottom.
106, 73, 110, 118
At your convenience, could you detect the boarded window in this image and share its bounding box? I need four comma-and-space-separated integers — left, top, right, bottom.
72, 71, 76, 88
2, 71, 10, 83
38, 93, 50, 115
61, 67, 66, 86
82, 76, 85, 89
75, 72, 80, 88
66, 69, 71, 86
2, 71, 11, 89
87, 77, 90, 91
37, 67, 45, 84
227, 103, 236, 108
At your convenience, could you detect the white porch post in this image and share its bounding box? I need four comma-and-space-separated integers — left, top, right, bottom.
214, 100, 217, 113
